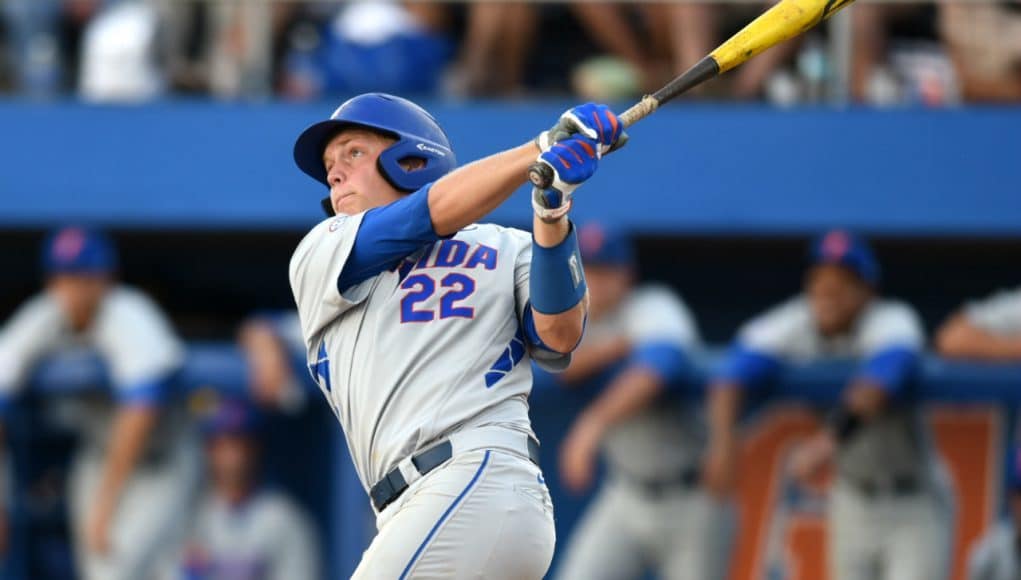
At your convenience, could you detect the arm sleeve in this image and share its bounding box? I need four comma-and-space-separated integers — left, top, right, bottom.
963, 287, 1021, 336
513, 234, 571, 372
0, 295, 68, 409
622, 287, 700, 385
714, 342, 783, 388
712, 300, 802, 388
337, 185, 448, 291
855, 302, 924, 393
93, 289, 184, 406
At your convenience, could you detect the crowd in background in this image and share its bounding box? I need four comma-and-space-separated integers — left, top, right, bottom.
1, 0, 1020, 105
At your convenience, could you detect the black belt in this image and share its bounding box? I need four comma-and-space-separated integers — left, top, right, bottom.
628, 466, 701, 498
370, 437, 542, 512
851, 475, 921, 499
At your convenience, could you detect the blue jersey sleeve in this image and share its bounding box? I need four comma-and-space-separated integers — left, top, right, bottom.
628, 340, 690, 385
855, 346, 919, 394
714, 342, 783, 389
115, 376, 170, 407
338, 185, 449, 292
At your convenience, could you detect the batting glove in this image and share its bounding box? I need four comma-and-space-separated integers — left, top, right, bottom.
532, 136, 600, 222
536, 103, 628, 155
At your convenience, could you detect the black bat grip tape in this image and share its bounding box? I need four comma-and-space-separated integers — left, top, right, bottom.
528, 162, 555, 190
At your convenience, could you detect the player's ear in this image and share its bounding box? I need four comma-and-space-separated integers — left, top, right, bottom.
397, 156, 427, 172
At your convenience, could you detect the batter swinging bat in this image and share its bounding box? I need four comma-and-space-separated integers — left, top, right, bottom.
528, 0, 858, 189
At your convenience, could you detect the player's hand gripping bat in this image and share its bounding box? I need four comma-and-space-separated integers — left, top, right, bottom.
527, 0, 857, 189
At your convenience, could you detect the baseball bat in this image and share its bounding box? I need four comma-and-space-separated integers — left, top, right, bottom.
528, 0, 858, 189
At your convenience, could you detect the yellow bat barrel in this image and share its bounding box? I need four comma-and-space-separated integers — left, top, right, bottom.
711, 0, 856, 73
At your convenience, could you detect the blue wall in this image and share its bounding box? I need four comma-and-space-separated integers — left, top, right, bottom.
1, 102, 1020, 235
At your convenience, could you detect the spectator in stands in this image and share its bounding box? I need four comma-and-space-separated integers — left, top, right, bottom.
1, 0, 101, 96
936, 286, 1021, 360
705, 229, 954, 580
180, 397, 319, 580
666, 3, 801, 99
78, 0, 165, 102
938, 2, 1021, 102
967, 448, 1021, 580
0, 226, 201, 580
280, 1, 454, 99
450, 3, 672, 99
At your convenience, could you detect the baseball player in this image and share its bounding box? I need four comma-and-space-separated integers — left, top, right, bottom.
288, 93, 624, 578
552, 224, 735, 580
179, 398, 319, 580
705, 229, 954, 580
968, 448, 1021, 580
0, 226, 201, 580
936, 285, 1021, 361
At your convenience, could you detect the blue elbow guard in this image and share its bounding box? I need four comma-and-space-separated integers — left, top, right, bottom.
530, 222, 587, 314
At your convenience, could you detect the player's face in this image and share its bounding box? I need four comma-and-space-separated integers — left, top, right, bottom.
806, 264, 871, 336
584, 265, 632, 320
46, 273, 110, 332
322, 129, 402, 215
208, 434, 258, 490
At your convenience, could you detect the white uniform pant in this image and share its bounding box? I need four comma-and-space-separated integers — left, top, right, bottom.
829, 480, 955, 580
69, 438, 201, 580
555, 479, 736, 580
353, 449, 555, 580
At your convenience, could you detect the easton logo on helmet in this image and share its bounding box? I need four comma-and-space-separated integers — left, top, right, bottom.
416, 143, 447, 157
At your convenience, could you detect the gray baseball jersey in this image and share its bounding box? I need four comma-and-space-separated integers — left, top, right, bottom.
0, 286, 200, 580
588, 284, 702, 480
180, 490, 319, 580
0, 286, 187, 458
289, 214, 566, 492
734, 296, 930, 484
731, 295, 954, 580
965, 287, 1021, 335
556, 284, 736, 580
968, 521, 1021, 580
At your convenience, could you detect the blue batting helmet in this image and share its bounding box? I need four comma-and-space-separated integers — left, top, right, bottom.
293, 93, 456, 212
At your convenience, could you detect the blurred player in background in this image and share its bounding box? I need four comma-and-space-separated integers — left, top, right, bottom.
936, 284, 1021, 361
968, 448, 1021, 580
288, 93, 622, 578
553, 224, 734, 580
179, 398, 319, 580
705, 229, 953, 580
0, 226, 201, 580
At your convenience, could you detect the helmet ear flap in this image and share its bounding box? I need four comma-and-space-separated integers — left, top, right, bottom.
377, 138, 455, 192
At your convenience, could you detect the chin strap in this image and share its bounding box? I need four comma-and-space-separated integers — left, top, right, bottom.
321, 197, 335, 217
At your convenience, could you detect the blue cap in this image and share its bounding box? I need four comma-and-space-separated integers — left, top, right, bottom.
201, 399, 262, 438
808, 229, 879, 286
578, 222, 635, 267
42, 226, 117, 275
